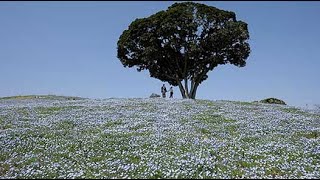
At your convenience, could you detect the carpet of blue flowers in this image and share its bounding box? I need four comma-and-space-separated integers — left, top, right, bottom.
0, 97, 319, 178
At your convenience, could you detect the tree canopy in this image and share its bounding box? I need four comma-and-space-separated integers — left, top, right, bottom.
117, 2, 250, 99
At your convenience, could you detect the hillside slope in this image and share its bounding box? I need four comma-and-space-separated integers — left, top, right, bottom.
0, 97, 319, 178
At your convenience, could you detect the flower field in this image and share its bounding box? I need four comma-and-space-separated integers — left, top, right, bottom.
0, 97, 319, 178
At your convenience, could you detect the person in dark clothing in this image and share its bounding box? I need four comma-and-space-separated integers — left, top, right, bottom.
161, 84, 167, 98
169, 86, 173, 98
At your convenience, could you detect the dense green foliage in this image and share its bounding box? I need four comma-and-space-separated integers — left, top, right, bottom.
260, 98, 286, 105
117, 2, 250, 99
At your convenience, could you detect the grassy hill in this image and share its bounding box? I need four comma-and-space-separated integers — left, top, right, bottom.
0, 95, 86, 101
0, 96, 319, 178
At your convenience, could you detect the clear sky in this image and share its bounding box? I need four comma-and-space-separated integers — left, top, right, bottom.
0, 1, 319, 108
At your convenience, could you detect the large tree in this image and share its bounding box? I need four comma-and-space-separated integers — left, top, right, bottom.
117, 2, 250, 99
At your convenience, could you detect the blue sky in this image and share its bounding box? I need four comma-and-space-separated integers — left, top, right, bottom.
0, 1, 319, 108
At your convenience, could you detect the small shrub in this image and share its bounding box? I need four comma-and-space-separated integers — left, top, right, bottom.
260, 98, 286, 105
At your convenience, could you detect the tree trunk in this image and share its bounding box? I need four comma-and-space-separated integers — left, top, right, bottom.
177, 79, 199, 99
177, 81, 187, 98
190, 82, 199, 99
184, 78, 189, 98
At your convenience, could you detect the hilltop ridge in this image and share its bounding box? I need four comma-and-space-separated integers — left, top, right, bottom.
0, 95, 86, 101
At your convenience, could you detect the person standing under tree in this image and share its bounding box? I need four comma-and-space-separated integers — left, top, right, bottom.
161, 84, 167, 98
169, 86, 173, 98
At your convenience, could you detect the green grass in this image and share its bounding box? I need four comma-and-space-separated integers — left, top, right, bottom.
56, 120, 77, 130
281, 107, 308, 115
236, 101, 255, 106
15, 107, 30, 116
195, 99, 218, 110
193, 113, 236, 125
35, 106, 83, 117
0, 163, 10, 177
192, 110, 240, 140
294, 131, 320, 139
0, 95, 85, 100
265, 166, 286, 177
104, 119, 123, 128
129, 123, 146, 131
0, 116, 11, 130
0, 95, 37, 100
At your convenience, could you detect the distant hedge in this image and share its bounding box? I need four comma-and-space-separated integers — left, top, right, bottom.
260, 98, 286, 105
